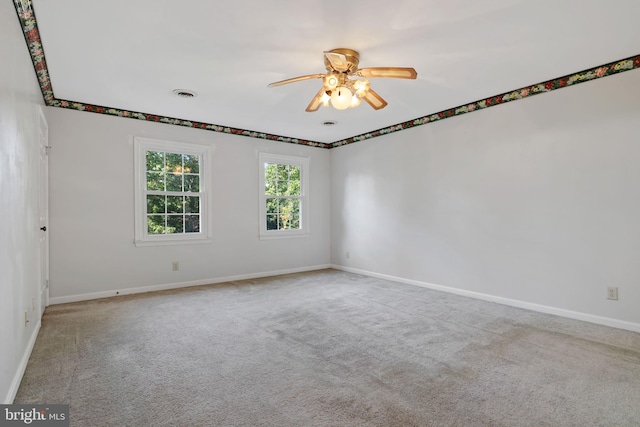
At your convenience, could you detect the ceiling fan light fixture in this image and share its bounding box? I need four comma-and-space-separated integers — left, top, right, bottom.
324, 73, 339, 90
321, 92, 331, 107
331, 86, 353, 110
353, 79, 370, 98
267, 48, 417, 112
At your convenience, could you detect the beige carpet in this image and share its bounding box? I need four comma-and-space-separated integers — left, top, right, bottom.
15, 269, 640, 426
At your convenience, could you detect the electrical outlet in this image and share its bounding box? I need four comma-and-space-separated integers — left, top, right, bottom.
172, 261, 179, 271
607, 286, 618, 300
345, 251, 350, 259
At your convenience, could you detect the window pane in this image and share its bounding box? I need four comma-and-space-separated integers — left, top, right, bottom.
166, 153, 182, 174
279, 199, 296, 229
183, 155, 199, 174
167, 196, 183, 213
290, 214, 300, 229
265, 164, 277, 195
266, 198, 278, 214
147, 172, 164, 191
290, 198, 300, 215
266, 214, 278, 230
146, 151, 164, 171
166, 173, 182, 192
277, 180, 288, 196
147, 195, 165, 214
147, 215, 165, 234
184, 175, 199, 192
289, 166, 300, 181
277, 164, 288, 181
279, 198, 293, 213
265, 163, 277, 179
185, 196, 199, 213
288, 181, 300, 196
166, 215, 184, 234
278, 215, 291, 230
185, 215, 200, 233
265, 181, 276, 196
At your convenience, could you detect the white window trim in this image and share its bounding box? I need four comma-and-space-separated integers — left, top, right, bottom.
134, 136, 213, 247
259, 152, 310, 240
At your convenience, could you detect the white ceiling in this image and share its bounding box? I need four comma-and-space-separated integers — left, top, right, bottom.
30, 0, 640, 144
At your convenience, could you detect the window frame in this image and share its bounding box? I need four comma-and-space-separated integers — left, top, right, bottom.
258, 152, 310, 239
134, 136, 213, 247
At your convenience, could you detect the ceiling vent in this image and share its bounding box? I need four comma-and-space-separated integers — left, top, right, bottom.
172, 89, 197, 98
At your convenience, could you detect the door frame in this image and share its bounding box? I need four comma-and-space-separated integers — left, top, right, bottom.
38, 106, 49, 315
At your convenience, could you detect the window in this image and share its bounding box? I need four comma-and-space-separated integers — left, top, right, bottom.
134, 137, 212, 246
259, 153, 309, 239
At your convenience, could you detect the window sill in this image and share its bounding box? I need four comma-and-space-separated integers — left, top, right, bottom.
134, 238, 212, 247
259, 231, 309, 240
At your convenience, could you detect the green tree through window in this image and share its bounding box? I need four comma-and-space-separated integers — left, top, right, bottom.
145, 151, 201, 235
264, 163, 301, 230
258, 152, 308, 239
135, 137, 212, 246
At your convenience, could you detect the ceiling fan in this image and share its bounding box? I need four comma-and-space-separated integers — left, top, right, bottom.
268, 48, 418, 112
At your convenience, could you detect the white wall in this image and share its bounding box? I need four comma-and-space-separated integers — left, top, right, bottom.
0, 2, 45, 403
331, 69, 640, 330
45, 108, 331, 301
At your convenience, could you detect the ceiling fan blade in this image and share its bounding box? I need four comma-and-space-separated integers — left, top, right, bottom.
305, 88, 327, 112
362, 88, 388, 110
357, 67, 418, 79
323, 51, 349, 72
268, 74, 325, 88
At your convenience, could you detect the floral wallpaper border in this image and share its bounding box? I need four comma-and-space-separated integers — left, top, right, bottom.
330, 55, 640, 148
49, 98, 327, 148
12, 0, 328, 149
13, 0, 640, 150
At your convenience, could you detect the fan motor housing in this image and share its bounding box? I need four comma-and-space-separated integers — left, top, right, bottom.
324, 48, 360, 73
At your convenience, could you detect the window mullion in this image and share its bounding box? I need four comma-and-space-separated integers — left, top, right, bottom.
145, 190, 201, 196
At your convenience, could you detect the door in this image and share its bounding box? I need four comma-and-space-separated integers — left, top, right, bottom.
38, 107, 49, 316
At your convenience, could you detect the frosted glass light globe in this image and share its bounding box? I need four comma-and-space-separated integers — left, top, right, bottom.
331, 86, 353, 110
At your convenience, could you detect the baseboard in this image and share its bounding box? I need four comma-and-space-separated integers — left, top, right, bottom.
331, 264, 640, 334
49, 264, 332, 305
4, 319, 41, 404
